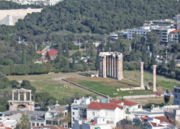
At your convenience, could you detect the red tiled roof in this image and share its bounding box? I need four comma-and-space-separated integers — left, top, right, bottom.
88, 102, 123, 110
48, 49, 58, 58
170, 29, 180, 33
0, 122, 3, 127
110, 100, 138, 106
150, 122, 163, 127
153, 116, 170, 123
44, 49, 58, 58
36, 50, 42, 54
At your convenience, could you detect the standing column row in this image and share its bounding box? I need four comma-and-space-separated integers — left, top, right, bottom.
11, 90, 32, 101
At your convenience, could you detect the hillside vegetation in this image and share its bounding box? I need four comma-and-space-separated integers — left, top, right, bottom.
0, 0, 179, 75
17, 0, 180, 35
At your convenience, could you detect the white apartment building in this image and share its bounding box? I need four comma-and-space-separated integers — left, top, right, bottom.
151, 25, 175, 44
175, 14, 180, 29
174, 86, 180, 105
126, 26, 150, 40
169, 29, 180, 43
87, 102, 125, 125
71, 97, 94, 126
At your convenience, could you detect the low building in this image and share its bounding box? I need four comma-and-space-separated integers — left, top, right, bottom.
169, 29, 180, 43
126, 27, 150, 40
0, 112, 22, 129
45, 103, 69, 128
71, 97, 94, 127
139, 115, 175, 129
87, 102, 125, 125
36, 46, 58, 63
174, 86, 180, 105
151, 25, 175, 44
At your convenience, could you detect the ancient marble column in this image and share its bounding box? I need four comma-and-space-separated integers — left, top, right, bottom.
12, 90, 14, 101
24, 92, 27, 101
117, 54, 123, 80
18, 91, 21, 101
109, 56, 111, 77
140, 62, 145, 89
30, 91, 32, 101
114, 57, 117, 78
103, 56, 106, 78
111, 56, 114, 77
99, 56, 103, 77
153, 65, 157, 92
107, 56, 110, 77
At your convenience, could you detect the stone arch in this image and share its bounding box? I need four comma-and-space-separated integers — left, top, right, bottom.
17, 104, 26, 109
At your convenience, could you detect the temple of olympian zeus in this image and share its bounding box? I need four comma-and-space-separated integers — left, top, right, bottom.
8, 88, 34, 111
99, 52, 123, 80
99, 52, 157, 92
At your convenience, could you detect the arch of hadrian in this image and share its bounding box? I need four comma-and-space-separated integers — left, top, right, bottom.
8, 88, 34, 111
99, 52, 123, 80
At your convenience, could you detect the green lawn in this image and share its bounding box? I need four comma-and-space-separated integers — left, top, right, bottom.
71, 70, 180, 97
7, 70, 180, 101
78, 80, 153, 97
8, 73, 96, 104
124, 70, 180, 91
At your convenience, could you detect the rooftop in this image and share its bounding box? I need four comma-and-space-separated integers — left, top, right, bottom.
87, 102, 123, 110
170, 29, 180, 33
110, 100, 138, 106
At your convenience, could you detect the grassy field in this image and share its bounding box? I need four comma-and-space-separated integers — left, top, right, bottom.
67, 70, 180, 97
7, 70, 180, 103
8, 73, 96, 104
124, 70, 180, 91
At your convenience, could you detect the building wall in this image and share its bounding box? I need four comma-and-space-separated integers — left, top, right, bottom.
174, 87, 180, 105
87, 108, 125, 124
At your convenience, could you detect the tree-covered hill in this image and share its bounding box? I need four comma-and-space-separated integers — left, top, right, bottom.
0, 0, 180, 76
16, 0, 180, 35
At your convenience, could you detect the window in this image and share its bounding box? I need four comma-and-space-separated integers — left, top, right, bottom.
64, 112, 67, 116
93, 112, 95, 116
